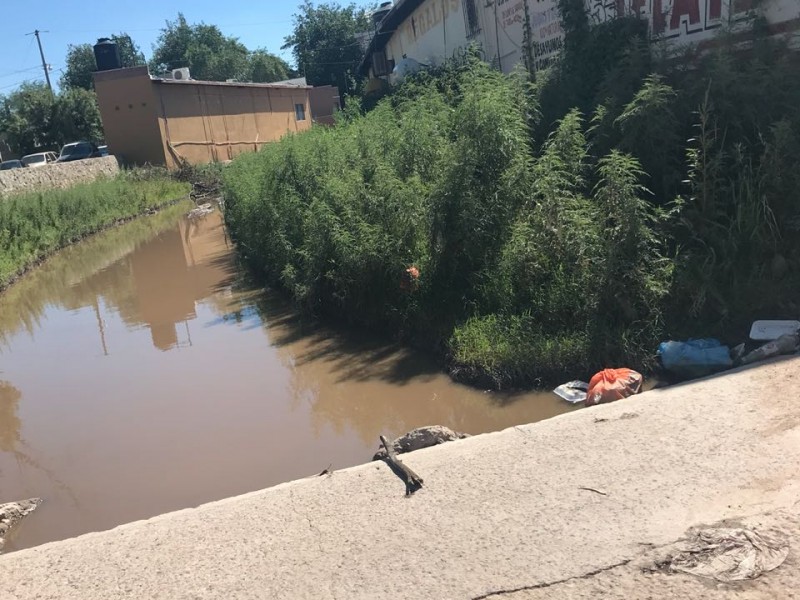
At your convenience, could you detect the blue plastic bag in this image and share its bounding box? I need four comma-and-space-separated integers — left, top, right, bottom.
657, 339, 733, 379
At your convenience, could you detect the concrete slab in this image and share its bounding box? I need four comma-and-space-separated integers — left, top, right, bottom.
1, 357, 799, 599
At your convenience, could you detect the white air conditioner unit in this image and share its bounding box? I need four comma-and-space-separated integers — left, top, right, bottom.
172, 68, 191, 81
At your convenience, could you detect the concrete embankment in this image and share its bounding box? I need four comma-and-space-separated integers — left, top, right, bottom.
2, 357, 799, 599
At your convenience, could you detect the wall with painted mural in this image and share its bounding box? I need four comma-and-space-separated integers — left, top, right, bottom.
586, 0, 799, 45
385, 0, 472, 67
365, 0, 797, 83
526, 0, 564, 71
480, 0, 564, 73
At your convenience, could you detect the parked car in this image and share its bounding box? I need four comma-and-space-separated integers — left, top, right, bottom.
97, 145, 109, 157
0, 159, 24, 170
21, 151, 58, 168
56, 141, 100, 163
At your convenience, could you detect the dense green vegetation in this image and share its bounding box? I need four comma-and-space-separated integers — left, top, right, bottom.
224, 15, 800, 388
0, 171, 189, 289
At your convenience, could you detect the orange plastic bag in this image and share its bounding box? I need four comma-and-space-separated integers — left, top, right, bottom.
585, 368, 643, 407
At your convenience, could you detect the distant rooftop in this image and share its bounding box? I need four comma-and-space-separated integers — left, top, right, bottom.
93, 65, 311, 90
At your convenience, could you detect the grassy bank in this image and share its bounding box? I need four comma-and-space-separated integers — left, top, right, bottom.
0, 170, 189, 289
224, 17, 800, 388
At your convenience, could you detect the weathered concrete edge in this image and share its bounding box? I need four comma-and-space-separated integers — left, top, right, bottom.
13, 357, 785, 555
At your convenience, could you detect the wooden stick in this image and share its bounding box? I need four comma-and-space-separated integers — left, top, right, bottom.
380, 435, 424, 495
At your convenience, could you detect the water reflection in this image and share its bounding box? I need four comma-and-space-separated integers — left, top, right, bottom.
113, 215, 235, 351
0, 203, 236, 355
0, 203, 191, 349
0, 205, 571, 551
0, 381, 21, 453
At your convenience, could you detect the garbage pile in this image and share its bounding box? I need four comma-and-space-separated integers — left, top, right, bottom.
658, 320, 800, 381
554, 320, 800, 407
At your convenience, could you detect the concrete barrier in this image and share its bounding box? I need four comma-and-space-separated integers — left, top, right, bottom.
0, 156, 120, 197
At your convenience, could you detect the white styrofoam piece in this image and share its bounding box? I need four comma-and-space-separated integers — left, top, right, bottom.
749, 320, 800, 341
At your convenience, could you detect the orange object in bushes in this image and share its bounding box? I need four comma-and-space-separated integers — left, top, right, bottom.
585, 368, 643, 406
400, 266, 420, 293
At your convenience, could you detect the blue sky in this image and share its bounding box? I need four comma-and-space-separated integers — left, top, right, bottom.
1, 0, 374, 94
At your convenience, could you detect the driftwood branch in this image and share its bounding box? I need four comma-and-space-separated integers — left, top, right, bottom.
380, 435, 424, 495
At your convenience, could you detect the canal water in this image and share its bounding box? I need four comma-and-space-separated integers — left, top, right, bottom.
0, 204, 572, 551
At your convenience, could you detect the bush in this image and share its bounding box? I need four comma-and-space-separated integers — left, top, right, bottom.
225, 24, 800, 388
0, 170, 189, 288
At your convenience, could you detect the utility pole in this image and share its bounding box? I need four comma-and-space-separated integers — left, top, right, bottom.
26, 30, 52, 92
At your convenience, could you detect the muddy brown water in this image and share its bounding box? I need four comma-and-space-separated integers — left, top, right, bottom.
0, 204, 573, 551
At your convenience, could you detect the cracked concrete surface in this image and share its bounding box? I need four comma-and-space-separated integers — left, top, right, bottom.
1, 357, 799, 599
482, 508, 800, 599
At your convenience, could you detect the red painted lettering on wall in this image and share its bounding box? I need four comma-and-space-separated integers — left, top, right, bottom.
669, 0, 701, 30
652, 0, 707, 35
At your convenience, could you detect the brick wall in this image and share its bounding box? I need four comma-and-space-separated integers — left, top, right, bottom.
0, 156, 120, 197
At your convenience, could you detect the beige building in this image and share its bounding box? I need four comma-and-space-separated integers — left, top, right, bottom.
93, 66, 312, 169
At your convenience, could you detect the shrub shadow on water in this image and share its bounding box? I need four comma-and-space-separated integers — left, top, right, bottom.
241, 282, 444, 387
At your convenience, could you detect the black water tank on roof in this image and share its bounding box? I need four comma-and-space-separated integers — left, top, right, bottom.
94, 38, 121, 71
372, 1, 392, 27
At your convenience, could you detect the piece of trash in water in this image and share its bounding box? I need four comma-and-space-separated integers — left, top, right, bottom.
553, 380, 589, 404
660, 527, 789, 582
657, 339, 732, 379
740, 332, 799, 366
187, 203, 214, 219
585, 368, 642, 406
0, 498, 42, 552
749, 320, 800, 342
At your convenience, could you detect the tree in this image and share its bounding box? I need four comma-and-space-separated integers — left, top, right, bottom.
0, 83, 57, 154
52, 88, 103, 145
283, 1, 370, 93
61, 34, 145, 91
248, 50, 291, 83
0, 83, 102, 155
150, 14, 290, 82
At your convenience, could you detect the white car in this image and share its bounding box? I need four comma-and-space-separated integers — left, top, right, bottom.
21, 151, 58, 168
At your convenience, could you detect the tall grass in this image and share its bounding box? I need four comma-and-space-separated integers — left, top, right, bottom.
0, 170, 189, 288
225, 24, 800, 388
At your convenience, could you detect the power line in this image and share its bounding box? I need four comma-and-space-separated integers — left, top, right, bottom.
47, 19, 297, 35
0, 66, 42, 80
0, 65, 62, 92
0, 78, 41, 91
25, 30, 53, 93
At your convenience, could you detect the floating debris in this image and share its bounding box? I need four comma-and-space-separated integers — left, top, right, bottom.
187, 203, 215, 219
0, 498, 42, 552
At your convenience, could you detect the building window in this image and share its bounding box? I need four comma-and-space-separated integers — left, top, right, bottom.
372, 51, 390, 77
295, 103, 306, 121
463, 0, 481, 38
